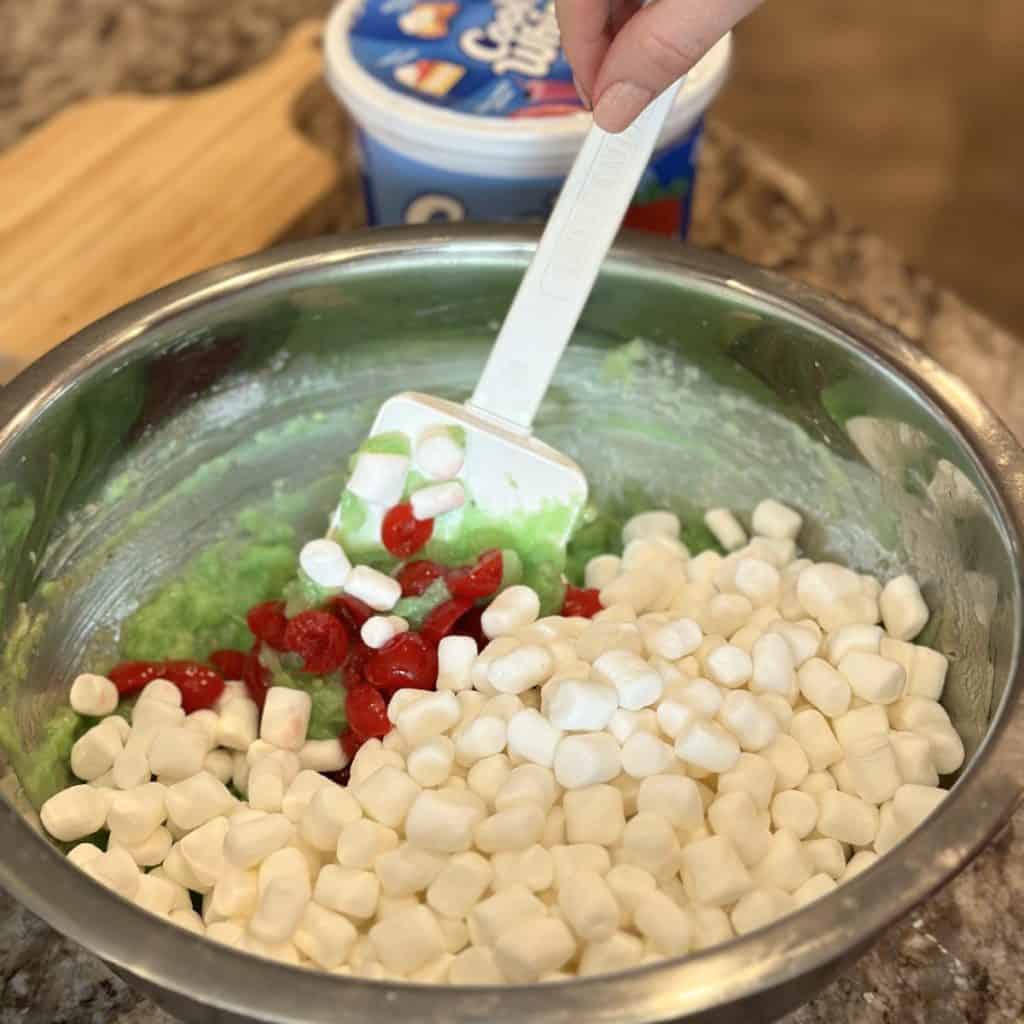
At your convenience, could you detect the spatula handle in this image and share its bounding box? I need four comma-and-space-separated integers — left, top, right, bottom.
468, 77, 685, 432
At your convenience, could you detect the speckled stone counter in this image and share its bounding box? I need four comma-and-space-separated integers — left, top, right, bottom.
2, 13, 1023, 1024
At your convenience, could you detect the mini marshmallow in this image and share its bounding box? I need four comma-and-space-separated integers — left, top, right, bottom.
406, 736, 456, 787
707, 791, 770, 867
415, 425, 465, 479
315, 864, 379, 920
260, 687, 312, 751
553, 733, 622, 789
826, 624, 883, 666
109, 825, 173, 868
793, 873, 837, 907
591, 650, 663, 710
140, 679, 183, 707
797, 658, 852, 718
558, 869, 620, 942
299, 538, 352, 590
550, 844, 612, 889
437, 635, 478, 692
300, 785, 364, 851
717, 753, 776, 810
344, 565, 402, 612
449, 947, 505, 985
353, 765, 420, 828
148, 727, 208, 781
470, 885, 548, 948
336, 818, 399, 869
766, 622, 820, 667
454, 716, 508, 767
294, 902, 359, 969
107, 782, 167, 844
620, 812, 679, 877
803, 837, 847, 880
491, 845, 554, 893
406, 789, 486, 853
185, 710, 220, 747
133, 874, 180, 917
750, 633, 795, 698
673, 677, 725, 718
841, 850, 879, 881
298, 738, 347, 774
223, 813, 294, 869
879, 575, 929, 641
495, 917, 577, 983
833, 705, 890, 749
361, 614, 409, 650
620, 732, 675, 778
543, 678, 618, 731
634, 775, 701, 831
873, 801, 908, 855
475, 804, 545, 853
674, 720, 741, 774
762, 734, 809, 792
717, 691, 779, 752
703, 595, 753, 638
482, 586, 541, 638
247, 757, 287, 813
217, 697, 260, 752
488, 645, 553, 695
817, 791, 879, 847
168, 909, 206, 935
845, 736, 902, 805
634, 891, 694, 956
647, 618, 703, 661
799, 771, 838, 798
789, 709, 843, 771
704, 508, 747, 551
563, 785, 626, 846
752, 829, 813, 892
889, 731, 939, 787
577, 620, 645, 662
179, 815, 230, 888
69, 673, 119, 717
704, 645, 753, 689
623, 511, 680, 545
249, 873, 311, 945
730, 887, 796, 934
396, 690, 460, 745
83, 847, 141, 900
751, 499, 802, 540
347, 451, 409, 506
495, 765, 558, 813
578, 931, 645, 976
40, 785, 109, 842
70, 721, 124, 782
466, 754, 512, 806
210, 865, 260, 920
375, 843, 446, 896
838, 651, 905, 705
892, 783, 946, 829
411, 481, 465, 521
770, 790, 818, 838
584, 554, 622, 592
734, 559, 782, 607
797, 562, 877, 632
131, 698, 185, 737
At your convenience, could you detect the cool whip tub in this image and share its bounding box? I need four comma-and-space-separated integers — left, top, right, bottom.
324, 0, 731, 236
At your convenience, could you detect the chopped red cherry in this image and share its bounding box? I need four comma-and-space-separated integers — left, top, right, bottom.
162, 660, 226, 712
283, 610, 349, 674
343, 637, 373, 688
420, 597, 474, 647
561, 584, 603, 618
246, 600, 289, 650
381, 503, 433, 558
340, 727, 364, 761
446, 548, 503, 600
397, 559, 446, 597
209, 649, 249, 680
243, 645, 269, 708
365, 632, 438, 692
345, 685, 391, 739
107, 660, 166, 696
328, 594, 374, 631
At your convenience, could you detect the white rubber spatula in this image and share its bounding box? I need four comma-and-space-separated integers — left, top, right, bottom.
335, 79, 687, 575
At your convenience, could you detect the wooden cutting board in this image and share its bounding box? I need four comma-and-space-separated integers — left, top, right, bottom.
0, 20, 343, 381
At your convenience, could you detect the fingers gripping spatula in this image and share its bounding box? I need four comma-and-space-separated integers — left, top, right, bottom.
332, 80, 687, 603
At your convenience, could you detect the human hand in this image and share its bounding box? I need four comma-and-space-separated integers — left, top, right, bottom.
557, 0, 765, 132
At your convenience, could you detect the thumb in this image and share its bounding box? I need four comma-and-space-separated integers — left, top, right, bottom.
592, 0, 763, 132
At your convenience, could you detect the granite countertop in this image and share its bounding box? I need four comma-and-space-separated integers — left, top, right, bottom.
2, 15, 1023, 1024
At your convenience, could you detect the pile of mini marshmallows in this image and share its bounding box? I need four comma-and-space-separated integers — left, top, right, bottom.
40, 499, 963, 982
297, 425, 468, 647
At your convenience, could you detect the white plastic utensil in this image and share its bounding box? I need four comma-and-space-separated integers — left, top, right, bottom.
339, 79, 688, 559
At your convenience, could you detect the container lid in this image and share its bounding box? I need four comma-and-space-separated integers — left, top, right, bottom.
324, 0, 731, 177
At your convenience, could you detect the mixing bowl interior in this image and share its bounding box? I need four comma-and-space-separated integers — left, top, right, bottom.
0, 231, 1020, 1024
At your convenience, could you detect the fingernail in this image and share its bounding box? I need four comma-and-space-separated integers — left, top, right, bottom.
572, 74, 591, 110
594, 81, 654, 132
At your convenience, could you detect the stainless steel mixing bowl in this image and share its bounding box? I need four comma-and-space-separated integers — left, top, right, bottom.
0, 226, 1021, 1023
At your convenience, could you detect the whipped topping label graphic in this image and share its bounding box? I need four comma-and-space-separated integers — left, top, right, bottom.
347, 0, 585, 117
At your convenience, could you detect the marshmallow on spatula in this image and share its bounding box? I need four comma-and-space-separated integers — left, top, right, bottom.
411, 481, 465, 520
347, 451, 409, 506
415, 425, 465, 479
